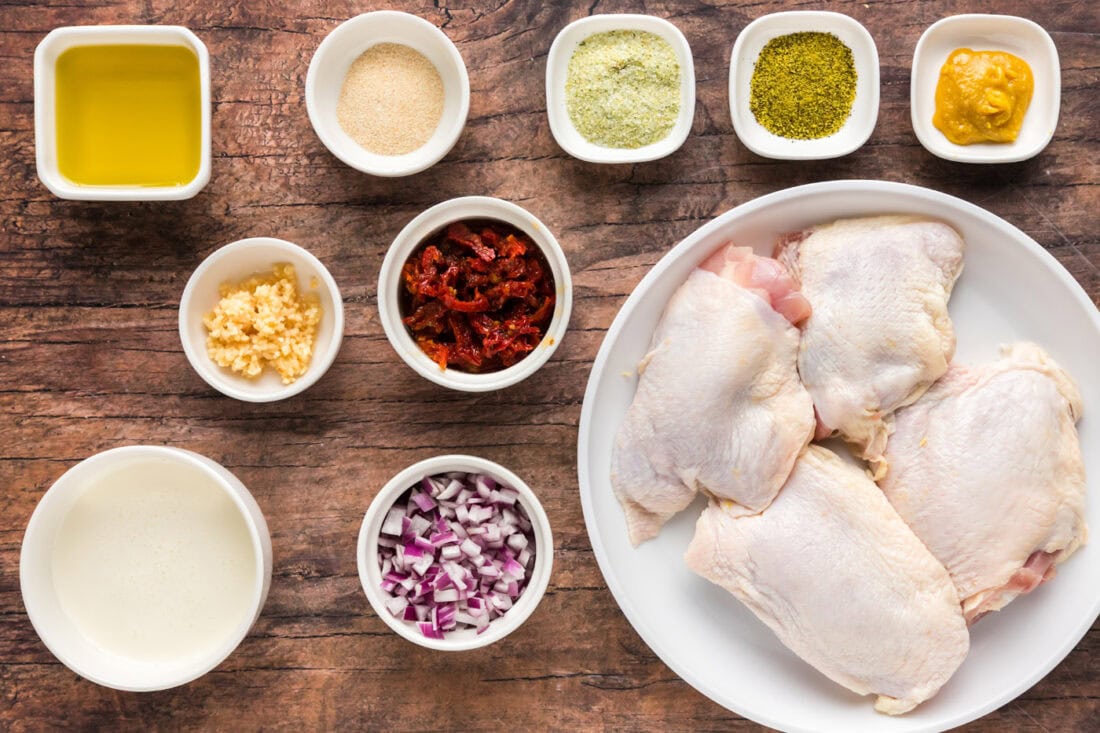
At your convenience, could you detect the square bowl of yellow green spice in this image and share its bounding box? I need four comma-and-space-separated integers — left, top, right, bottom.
730, 11, 879, 160
546, 14, 695, 164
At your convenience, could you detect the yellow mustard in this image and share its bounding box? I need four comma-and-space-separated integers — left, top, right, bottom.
932, 48, 1033, 145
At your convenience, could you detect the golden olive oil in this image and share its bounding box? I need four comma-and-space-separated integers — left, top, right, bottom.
55, 44, 201, 187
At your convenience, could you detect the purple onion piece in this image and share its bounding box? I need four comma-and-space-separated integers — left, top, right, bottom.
375, 471, 537, 640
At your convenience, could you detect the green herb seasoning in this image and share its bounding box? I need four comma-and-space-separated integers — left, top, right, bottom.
565, 30, 681, 149
750, 32, 857, 140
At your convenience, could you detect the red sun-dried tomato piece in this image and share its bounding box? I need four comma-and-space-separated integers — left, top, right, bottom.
446, 222, 495, 262
399, 219, 556, 373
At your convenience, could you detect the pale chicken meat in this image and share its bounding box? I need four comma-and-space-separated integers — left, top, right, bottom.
879, 343, 1087, 623
685, 445, 969, 715
611, 244, 814, 545
776, 216, 965, 477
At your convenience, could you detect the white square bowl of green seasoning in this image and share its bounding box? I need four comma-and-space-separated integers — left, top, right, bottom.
546, 14, 695, 164
730, 11, 879, 160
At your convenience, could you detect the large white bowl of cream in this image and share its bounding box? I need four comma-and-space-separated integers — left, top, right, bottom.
20, 445, 273, 691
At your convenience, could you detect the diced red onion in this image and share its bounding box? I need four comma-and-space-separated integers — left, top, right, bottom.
375, 470, 538, 639
386, 595, 409, 616
411, 491, 437, 513
430, 530, 458, 546
381, 507, 405, 536
503, 557, 525, 578
421, 476, 443, 495
409, 515, 431, 537
434, 588, 459, 603
411, 554, 433, 577
418, 621, 444, 640
437, 479, 462, 501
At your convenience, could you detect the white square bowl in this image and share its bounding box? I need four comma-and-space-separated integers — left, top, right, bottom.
729, 11, 879, 160
34, 25, 211, 201
911, 14, 1060, 164
546, 14, 695, 164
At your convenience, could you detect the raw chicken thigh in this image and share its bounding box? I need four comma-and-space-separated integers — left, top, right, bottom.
879, 343, 1087, 622
611, 244, 814, 545
685, 445, 969, 715
776, 216, 965, 477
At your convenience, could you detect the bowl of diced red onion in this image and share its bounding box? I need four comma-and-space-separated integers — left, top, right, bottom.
357, 454, 553, 650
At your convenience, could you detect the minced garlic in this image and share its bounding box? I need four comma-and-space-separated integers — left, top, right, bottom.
203, 264, 322, 384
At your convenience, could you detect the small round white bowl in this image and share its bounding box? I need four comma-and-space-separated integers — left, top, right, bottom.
305, 11, 470, 177
179, 237, 345, 402
729, 11, 879, 160
546, 14, 696, 164
20, 445, 273, 691
357, 454, 554, 651
911, 14, 1060, 164
377, 196, 572, 392
34, 25, 211, 201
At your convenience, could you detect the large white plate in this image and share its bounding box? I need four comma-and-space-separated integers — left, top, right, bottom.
577, 180, 1100, 733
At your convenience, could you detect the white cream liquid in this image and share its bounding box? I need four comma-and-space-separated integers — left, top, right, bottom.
51, 458, 257, 663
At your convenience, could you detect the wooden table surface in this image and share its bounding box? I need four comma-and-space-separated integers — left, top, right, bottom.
2, 0, 1097, 730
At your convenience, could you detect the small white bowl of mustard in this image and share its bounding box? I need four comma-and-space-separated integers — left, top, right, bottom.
911, 14, 1060, 164
34, 25, 211, 201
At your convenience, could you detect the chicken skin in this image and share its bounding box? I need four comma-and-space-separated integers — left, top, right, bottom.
611, 244, 814, 545
685, 445, 970, 715
776, 216, 965, 477
879, 343, 1088, 622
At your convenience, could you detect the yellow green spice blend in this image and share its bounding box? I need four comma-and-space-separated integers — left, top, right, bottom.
750, 32, 857, 139
565, 30, 681, 149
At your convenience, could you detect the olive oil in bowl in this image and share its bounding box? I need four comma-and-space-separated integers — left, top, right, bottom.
55, 44, 201, 187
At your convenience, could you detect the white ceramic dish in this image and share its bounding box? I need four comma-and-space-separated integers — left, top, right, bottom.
377, 196, 572, 392
357, 454, 554, 651
179, 237, 345, 402
20, 445, 273, 691
911, 14, 1060, 163
577, 180, 1100, 732
34, 25, 211, 201
729, 11, 879, 160
305, 11, 469, 177
546, 14, 695, 164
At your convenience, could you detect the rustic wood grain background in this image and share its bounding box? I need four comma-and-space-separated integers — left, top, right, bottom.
1, 0, 1097, 730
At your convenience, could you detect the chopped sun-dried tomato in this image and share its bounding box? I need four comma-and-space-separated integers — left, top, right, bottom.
400, 219, 556, 373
